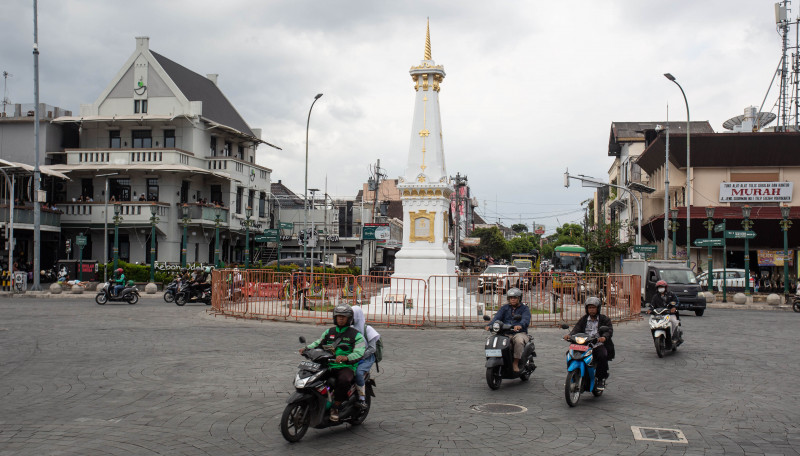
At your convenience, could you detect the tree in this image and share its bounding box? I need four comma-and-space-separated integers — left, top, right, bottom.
585, 221, 633, 272
511, 223, 528, 233
465, 227, 509, 259
508, 233, 538, 256
539, 223, 588, 264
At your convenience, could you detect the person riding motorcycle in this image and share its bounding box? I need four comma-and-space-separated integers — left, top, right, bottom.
351, 305, 381, 409
649, 279, 682, 342
484, 288, 532, 373
112, 268, 125, 297
563, 297, 614, 389
190, 266, 211, 298
300, 304, 366, 422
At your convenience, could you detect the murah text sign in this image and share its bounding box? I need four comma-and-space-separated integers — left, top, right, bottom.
719, 182, 793, 202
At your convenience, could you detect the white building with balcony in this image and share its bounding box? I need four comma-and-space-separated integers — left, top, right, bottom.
50, 36, 279, 267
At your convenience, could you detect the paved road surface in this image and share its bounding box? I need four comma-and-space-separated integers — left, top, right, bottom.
0, 297, 797, 455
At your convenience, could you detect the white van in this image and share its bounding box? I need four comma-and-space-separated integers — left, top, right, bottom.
696, 269, 755, 290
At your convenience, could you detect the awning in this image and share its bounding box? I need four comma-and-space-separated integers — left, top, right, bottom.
0, 159, 71, 180
201, 117, 282, 150
51, 114, 186, 124
47, 163, 230, 179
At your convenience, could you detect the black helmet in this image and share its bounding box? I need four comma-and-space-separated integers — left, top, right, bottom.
584, 296, 602, 314
332, 304, 354, 326
507, 287, 523, 301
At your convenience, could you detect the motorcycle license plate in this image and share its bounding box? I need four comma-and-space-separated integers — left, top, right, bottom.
569, 344, 588, 352
298, 361, 321, 371
485, 349, 502, 357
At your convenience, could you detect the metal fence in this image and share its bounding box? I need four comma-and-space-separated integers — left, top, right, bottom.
211, 270, 641, 327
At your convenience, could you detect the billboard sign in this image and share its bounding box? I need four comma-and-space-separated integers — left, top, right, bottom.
719, 182, 792, 202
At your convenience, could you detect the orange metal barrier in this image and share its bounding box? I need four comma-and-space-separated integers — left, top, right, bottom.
210, 270, 641, 327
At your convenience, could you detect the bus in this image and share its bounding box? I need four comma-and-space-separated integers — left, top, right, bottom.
551, 244, 588, 290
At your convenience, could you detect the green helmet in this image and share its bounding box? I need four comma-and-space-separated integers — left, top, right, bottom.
204, 266, 212, 273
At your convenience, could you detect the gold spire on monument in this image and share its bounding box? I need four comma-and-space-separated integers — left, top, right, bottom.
425, 18, 432, 60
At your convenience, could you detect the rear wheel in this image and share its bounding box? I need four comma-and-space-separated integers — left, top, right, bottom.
126, 293, 139, 305
486, 366, 502, 390
564, 370, 582, 407
695, 309, 705, 316
280, 401, 311, 443
591, 379, 604, 397
350, 394, 371, 425
175, 293, 187, 306
95, 293, 107, 305
655, 337, 664, 358
793, 301, 800, 312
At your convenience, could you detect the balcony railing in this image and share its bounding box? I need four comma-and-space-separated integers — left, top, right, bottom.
181, 204, 230, 224
0, 205, 61, 227
58, 202, 170, 225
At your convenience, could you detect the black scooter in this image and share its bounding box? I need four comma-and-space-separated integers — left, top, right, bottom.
96, 281, 139, 305
175, 282, 211, 306
482, 314, 536, 389
163, 278, 181, 303
280, 336, 375, 443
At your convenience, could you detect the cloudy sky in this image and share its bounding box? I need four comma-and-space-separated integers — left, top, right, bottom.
0, 1, 788, 234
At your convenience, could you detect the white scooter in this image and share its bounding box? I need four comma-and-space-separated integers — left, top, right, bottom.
648, 305, 682, 358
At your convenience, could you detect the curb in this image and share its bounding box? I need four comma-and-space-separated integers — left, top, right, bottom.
0, 291, 161, 299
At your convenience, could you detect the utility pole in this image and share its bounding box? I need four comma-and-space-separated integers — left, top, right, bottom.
365, 159, 386, 276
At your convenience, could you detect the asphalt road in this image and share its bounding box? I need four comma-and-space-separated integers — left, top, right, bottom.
0, 296, 798, 455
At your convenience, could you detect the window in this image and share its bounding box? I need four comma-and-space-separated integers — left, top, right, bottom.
210, 137, 217, 156
164, 130, 175, 148
141, 100, 147, 114
147, 178, 159, 201
109, 130, 121, 148
224, 141, 231, 157
259, 192, 266, 218
236, 187, 243, 214
210, 185, 222, 206
110, 178, 131, 201
238, 145, 245, 160
134, 100, 140, 114
132, 130, 152, 148
248, 189, 255, 212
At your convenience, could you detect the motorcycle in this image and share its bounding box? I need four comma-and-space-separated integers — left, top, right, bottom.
648, 306, 682, 357
163, 278, 181, 303
96, 281, 140, 305
482, 314, 536, 389
280, 336, 375, 443
561, 324, 609, 407
174, 281, 211, 306
792, 295, 800, 313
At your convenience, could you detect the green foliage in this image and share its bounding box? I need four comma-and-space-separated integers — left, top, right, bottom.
465, 227, 510, 259
511, 223, 528, 233
507, 233, 539, 256
99, 261, 173, 284
584, 221, 633, 272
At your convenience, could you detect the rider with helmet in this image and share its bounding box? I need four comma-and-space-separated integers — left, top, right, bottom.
300, 304, 366, 422
484, 287, 532, 373
112, 268, 125, 296
650, 279, 682, 340
563, 297, 614, 389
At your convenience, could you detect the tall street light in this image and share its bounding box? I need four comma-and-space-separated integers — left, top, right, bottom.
664, 73, 691, 268
181, 204, 190, 268
703, 206, 715, 292
244, 206, 253, 268
99, 172, 119, 283
149, 203, 159, 284
304, 93, 323, 269
780, 204, 792, 302
214, 204, 222, 268
309, 188, 319, 274
741, 205, 753, 296
112, 202, 122, 271
669, 208, 680, 259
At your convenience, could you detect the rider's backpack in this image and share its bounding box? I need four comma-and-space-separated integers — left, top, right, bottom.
374, 338, 384, 363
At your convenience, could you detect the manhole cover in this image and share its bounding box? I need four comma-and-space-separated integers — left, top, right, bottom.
470, 403, 527, 414
631, 426, 688, 443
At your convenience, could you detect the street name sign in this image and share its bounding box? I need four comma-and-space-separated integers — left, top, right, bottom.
694, 238, 723, 247
725, 230, 756, 239
633, 244, 658, 253
75, 235, 87, 247
714, 222, 725, 233
279, 222, 293, 230
256, 229, 280, 243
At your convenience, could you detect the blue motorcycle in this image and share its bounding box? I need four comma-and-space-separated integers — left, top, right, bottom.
561, 324, 609, 407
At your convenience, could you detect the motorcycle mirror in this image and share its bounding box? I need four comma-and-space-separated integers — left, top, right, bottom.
298, 336, 306, 344
560, 324, 569, 330
482, 315, 490, 321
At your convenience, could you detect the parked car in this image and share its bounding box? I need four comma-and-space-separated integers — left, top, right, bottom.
477, 265, 521, 294
696, 269, 754, 291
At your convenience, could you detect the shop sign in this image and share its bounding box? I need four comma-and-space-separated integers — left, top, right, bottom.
719, 182, 792, 202
757, 249, 795, 267
363, 223, 390, 240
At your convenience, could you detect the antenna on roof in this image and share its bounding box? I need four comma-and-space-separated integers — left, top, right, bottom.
723, 106, 776, 131
1, 71, 12, 117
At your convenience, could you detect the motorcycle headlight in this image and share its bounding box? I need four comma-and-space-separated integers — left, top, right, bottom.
492, 321, 501, 332
574, 336, 587, 345
294, 371, 322, 388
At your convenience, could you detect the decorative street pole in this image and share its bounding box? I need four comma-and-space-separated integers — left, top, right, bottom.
181, 204, 190, 268
742, 205, 753, 296
780, 204, 792, 303
149, 203, 159, 283
304, 93, 323, 270
113, 202, 122, 271
214, 205, 222, 268
664, 73, 691, 268
669, 208, 679, 259
703, 206, 715, 292
244, 206, 252, 268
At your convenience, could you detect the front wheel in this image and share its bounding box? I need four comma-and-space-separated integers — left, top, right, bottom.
175, 293, 187, 306
486, 366, 502, 390
793, 301, 800, 312
695, 309, 705, 316
564, 369, 582, 407
95, 293, 107, 305
163, 291, 174, 303
280, 401, 310, 443
126, 293, 139, 305
654, 337, 664, 358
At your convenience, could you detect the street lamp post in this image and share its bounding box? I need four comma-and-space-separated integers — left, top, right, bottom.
149, 203, 159, 283
112, 202, 122, 271
244, 206, 252, 268
304, 93, 323, 270
214, 205, 222, 268
309, 188, 319, 274
703, 206, 715, 292
742, 205, 753, 296
181, 204, 190, 268
669, 208, 679, 259
664, 73, 691, 268
780, 204, 792, 302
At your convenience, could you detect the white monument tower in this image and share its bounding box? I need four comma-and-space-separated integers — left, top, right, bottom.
393, 20, 456, 281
